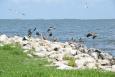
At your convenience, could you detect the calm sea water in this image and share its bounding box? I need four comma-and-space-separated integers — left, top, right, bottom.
0, 19, 115, 56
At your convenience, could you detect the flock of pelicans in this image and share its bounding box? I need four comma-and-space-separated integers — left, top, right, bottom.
26, 26, 97, 43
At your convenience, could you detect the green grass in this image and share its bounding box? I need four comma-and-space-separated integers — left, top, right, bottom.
63, 54, 76, 67
0, 44, 115, 77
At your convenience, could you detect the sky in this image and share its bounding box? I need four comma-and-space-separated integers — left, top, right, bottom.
0, 0, 115, 19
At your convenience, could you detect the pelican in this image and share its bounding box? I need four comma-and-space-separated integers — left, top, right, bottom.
49, 32, 53, 37
79, 38, 84, 43
28, 29, 32, 37
36, 31, 40, 36
33, 27, 36, 32
47, 26, 56, 32
86, 32, 97, 39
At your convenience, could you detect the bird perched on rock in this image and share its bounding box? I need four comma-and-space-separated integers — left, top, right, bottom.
36, 31, 41, 36
79, 38, 84, 43
33, 27, 36, 32
27, 29, 32, 37
49, 32, 53, 37
27, 27, 37, 37
86, 32, 97, 39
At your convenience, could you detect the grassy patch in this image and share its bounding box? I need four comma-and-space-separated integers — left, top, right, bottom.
0, 45, 115, 77
63, 54, 76, 67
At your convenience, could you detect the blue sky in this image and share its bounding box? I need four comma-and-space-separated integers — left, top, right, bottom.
0, 0, 115, 19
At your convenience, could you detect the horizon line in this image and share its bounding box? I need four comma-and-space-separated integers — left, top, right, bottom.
0, 18, 115, 20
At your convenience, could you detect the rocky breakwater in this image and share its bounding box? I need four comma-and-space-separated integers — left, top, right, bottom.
0, 34, 115, 72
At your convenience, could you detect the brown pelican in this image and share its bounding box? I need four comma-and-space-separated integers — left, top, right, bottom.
79, 38, 84, 43
86, 32, 97, 39
27, 28, 36, 37
36, 31, 40, 36
33, 27, 36, 32
47, 26, 56, 32
28, 29, 32, 37
49, 32, 53, 37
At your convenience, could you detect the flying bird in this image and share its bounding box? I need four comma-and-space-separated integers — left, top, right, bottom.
21, 13, 26, 16
86, 32, 97, 39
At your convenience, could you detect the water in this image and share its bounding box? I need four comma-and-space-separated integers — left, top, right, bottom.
0, 19, 115, 56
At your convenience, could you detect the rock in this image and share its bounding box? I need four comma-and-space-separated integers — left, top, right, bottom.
100, 66, 112, 71
70, 50, 77, 56
55, 62, 73, 70
63, 47, 78, 56
90, 52, 99, 59
86, 63, 97, 69
75, 57, 95, 69
0, 34, 8, 42
32, 52, 45, 57
23, 50, 29, 53
88, 48, 96, 53
22, 44, 32, 50
35, 46, 46, 52
48, 53, 63, 61
74, 53, 90, 59
75, 59, 86, 69
95, 49, 101, 53
98, 59, 111, 66
100, 52, 113, 60
50, 43, 62, 51
0, 34, 115, 71
79, 47, 88, 53
112, 65, 115, 72
13, 36, 22, 42
27, 54, 33, 58
22, 40, 29, 45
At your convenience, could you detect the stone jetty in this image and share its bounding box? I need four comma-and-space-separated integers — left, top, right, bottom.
0, 34, 115, 72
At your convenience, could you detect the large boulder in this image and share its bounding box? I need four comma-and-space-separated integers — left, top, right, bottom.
75, 57, 96, 69
55, 62, 73, 70
100, 52, 113, 60
35, 46, 47, 52
112, 65, 115, 72
0, 34, 8, 42
32, 52, 45, 57
100, 66, 112, 71
98, 59, 111, 66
